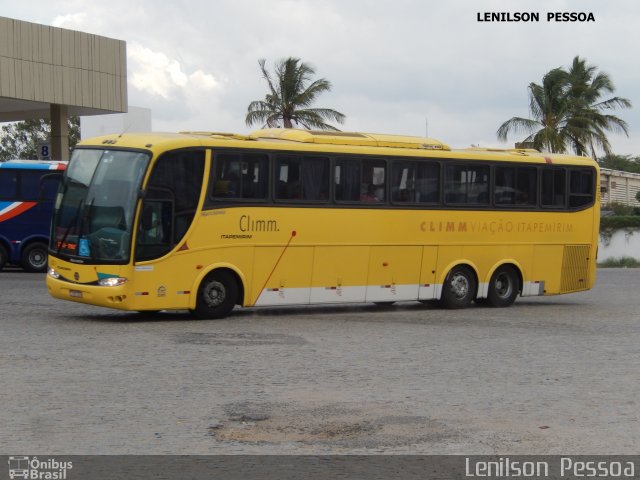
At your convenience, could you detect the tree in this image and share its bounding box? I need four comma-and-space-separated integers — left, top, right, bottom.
564, 56, 631, 158
0, 117, 80, 161
246, 57, 345, 131
599, 154, 640, 174
497, 68, 570, 153
497, 56, 631, 158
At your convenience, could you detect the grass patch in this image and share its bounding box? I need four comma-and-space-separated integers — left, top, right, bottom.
598, 256, 640, 268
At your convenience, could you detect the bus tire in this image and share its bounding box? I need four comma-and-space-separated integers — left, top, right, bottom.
440, 265, 476, 309
487, 265, 519, 308
21, 242, 49, 273
0, 243, 7, 271
194, 270, 238, 319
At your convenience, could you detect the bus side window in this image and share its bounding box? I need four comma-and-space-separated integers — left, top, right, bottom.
241, 154, 268, 199
276, 158, 302, 200
495, 166, 536, 206
39, 173, 63, 201
569, 169, 594, 207
303, 157, 329, 201
541, 168, 566, 208
361, 161, 385, 203
0, 170, 17, 199
495, 167, 516, 205
212, 153, 268, 200
393, 161, 439, 203
516, 167, 537, 205
335, 158, 386, 204
275, 156, 329, 202
335, 159, 360, 202
391, 163, 412, 202
212, 154, 240, 198
139, 199, 172, 245
416, 162, 440, 203
20, 171, 43, 200
445, 164, 489, 204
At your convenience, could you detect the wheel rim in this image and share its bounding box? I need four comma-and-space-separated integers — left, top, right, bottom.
203, 280, 226, 307
494, 272, 513, 299
29, 249, 47, 268
449, 272, 470, 299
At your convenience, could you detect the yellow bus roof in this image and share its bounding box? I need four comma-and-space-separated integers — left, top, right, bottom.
76, 129, 597, 167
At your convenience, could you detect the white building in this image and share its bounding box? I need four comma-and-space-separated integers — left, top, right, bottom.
600, 168, 640, 207
81, 106, 152, 139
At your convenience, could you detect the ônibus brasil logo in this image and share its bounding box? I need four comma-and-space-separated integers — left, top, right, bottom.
8, 457, 73, 479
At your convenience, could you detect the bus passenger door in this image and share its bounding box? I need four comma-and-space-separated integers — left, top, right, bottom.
365, 246, 421, 302
132, 150, 205, 310
251, 246, 313, 306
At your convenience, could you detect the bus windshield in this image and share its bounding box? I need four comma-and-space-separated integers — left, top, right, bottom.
50, 148, 150, 263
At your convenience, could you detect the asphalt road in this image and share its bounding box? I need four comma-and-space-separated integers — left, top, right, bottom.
0, 268, 638, 454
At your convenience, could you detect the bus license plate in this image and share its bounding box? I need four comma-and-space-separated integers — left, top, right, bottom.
69, 290, 83, 298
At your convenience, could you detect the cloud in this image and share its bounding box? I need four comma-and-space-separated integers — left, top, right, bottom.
51, 12, 88, 29
127, 42, 219, 99
4, 0, 639, 155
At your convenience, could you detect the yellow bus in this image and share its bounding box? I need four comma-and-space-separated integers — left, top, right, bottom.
46, 128, 599, 318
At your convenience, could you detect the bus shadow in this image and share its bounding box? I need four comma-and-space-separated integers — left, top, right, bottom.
0, 267, 46, 274
73, 310, 193, 323
67, 298, 588, 324
69, 301, 439, 323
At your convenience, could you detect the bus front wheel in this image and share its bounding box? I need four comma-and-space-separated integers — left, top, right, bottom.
21, 242, 48, 273
194, 270, 238, 319
440, 265, 476, 309
487, 265, 519, 307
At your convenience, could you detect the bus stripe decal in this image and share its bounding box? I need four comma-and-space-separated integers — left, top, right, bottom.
255, 283, 446, 306
0, 201, 37, 222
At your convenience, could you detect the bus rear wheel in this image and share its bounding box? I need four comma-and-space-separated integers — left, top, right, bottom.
194, 270, 238, 319
487, 265, 519, 307
21, 242, 48, 273
440, 265, 476, 309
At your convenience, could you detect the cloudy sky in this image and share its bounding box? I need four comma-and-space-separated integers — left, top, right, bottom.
3, 0, 640, 155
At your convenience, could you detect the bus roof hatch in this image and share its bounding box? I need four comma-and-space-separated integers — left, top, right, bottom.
249, 128, 450, 150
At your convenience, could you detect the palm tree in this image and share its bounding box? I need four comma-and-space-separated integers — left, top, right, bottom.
497, 56, 631, 158
564, 56, 631, 158
246, 57, 345, 131
497, 67, 571, 153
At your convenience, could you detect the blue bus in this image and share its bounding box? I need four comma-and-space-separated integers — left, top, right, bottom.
0, 160, 67, 272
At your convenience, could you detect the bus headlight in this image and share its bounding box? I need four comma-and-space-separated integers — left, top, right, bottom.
98, 277, 128, 287
48, 267, 60, 279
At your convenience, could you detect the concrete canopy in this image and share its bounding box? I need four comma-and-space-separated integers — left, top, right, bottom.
0, 16, 127, 159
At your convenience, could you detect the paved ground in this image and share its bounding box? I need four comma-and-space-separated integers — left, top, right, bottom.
0, 268, 638, 454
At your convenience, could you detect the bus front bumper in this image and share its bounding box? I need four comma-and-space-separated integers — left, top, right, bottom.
46, 272, 133, 311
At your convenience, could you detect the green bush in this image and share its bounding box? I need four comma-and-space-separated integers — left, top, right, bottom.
598, 256, 640, 268
600, 216, 640, 230
607, 201, 637, 216
599, 216, 640, 244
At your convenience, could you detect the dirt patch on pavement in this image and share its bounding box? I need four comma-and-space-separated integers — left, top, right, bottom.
208, 402, 458, 449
